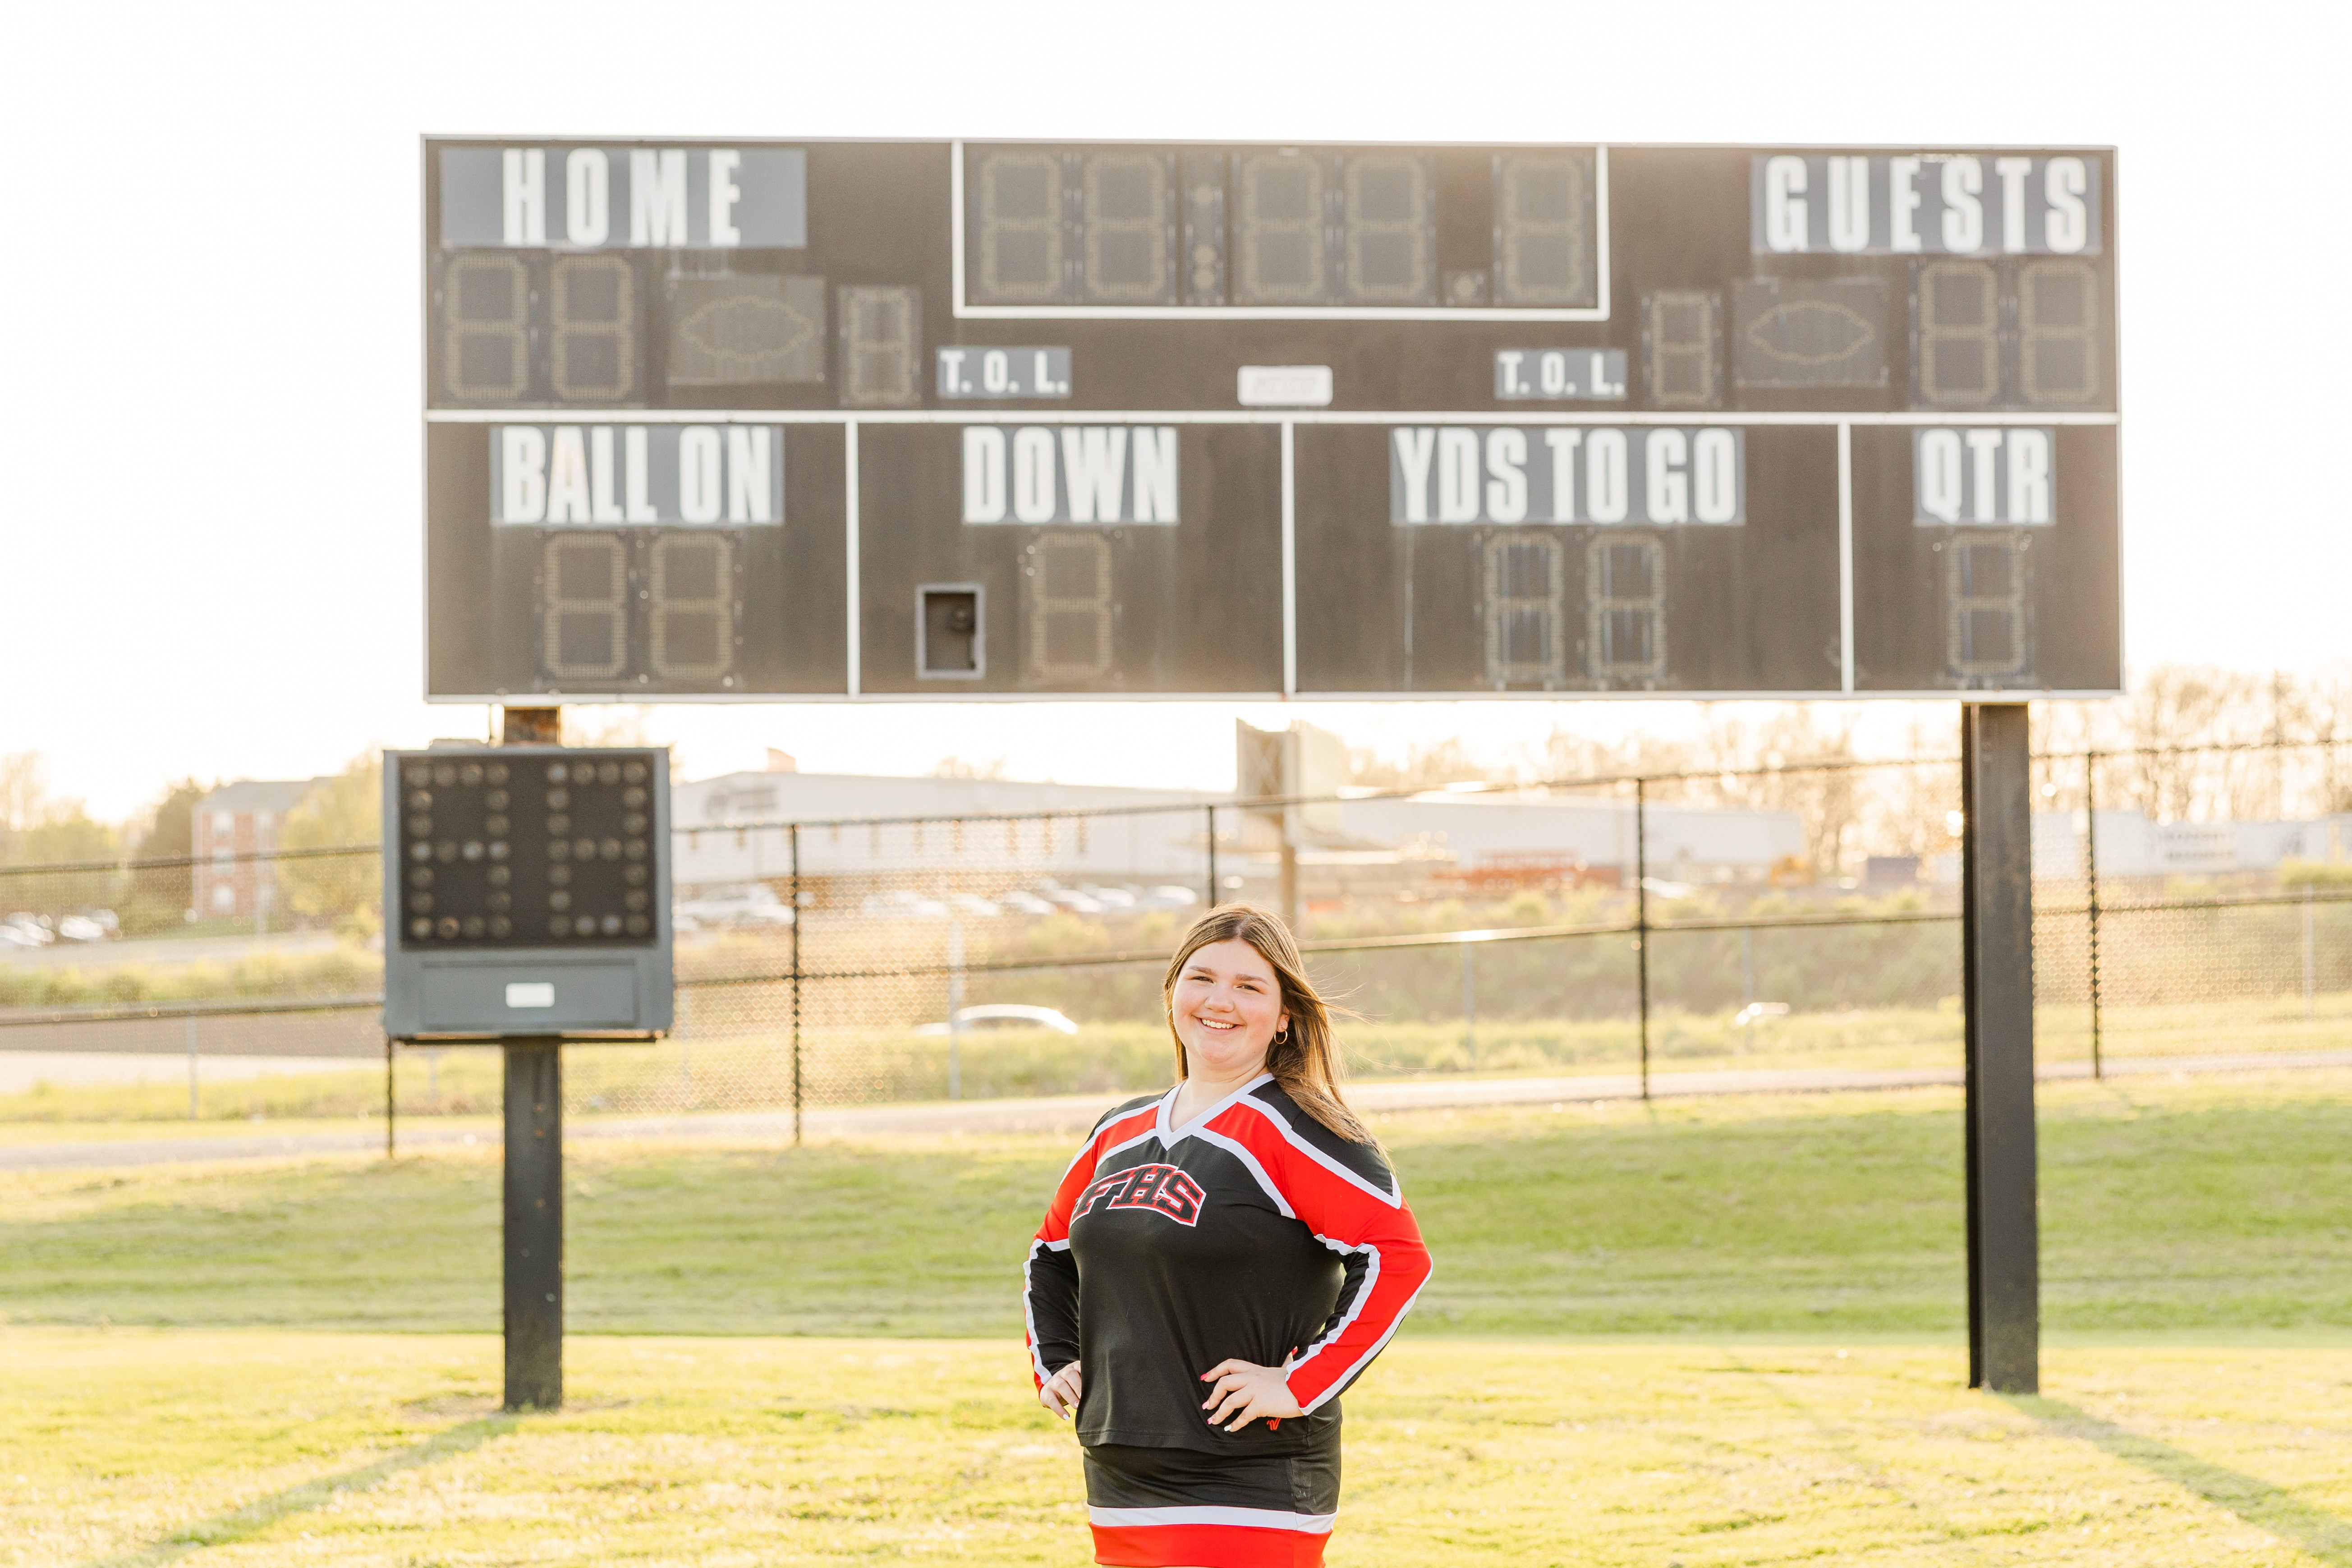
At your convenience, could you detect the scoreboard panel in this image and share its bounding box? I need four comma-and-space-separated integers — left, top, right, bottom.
424, 139, 2119, 701
1295, 423, 1843, 694
381, 745, 674, 1039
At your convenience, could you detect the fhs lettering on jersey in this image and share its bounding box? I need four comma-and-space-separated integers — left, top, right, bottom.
1071, 1162, 1208, 1227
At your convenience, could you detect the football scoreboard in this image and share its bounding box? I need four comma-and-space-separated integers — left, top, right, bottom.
423, 140, 2119, 700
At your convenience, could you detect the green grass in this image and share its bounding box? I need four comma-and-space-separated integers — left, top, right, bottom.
3, 1333, 2348, 1566
5, 1078, 2350, 1564
0, 944, 378, 1008
5, 1075, 2348, 1338
8, 979, 2346, 1126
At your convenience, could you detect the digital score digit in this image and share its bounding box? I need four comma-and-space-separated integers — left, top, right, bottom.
424, 140, 2119, 703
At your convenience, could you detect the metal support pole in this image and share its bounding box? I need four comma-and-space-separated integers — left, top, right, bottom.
1461, 941, 1477, 1071
1741, 926, 1756, 1054
1205, 805, 1220, 908
790, 823, 803, 1148
386, 1037, 395, 1160
502, 1038, 563, 1411
2084, 752, 2103, 1081
1635, 778, 1650, 1101
1279, 837, 1300, 930
186, 1014, 199, 1120
498, 702, 564, 1412
1962, 703, 2039, 1394
501, 707, 562, 745
947, 919, 965, 1100
2304, 883, 2317, 1025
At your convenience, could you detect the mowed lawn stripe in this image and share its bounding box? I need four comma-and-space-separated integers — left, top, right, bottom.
1, 1075, 2347, 1337
4, 1334, 2349, 1567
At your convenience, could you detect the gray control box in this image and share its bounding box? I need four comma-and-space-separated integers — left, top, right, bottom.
382, 745, 673, 1040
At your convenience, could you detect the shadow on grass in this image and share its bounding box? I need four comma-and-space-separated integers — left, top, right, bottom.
2009, 1395, 2352, 1567
79, 1414, 517, 1568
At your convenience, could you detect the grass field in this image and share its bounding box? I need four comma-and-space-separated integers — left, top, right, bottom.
5, 1075, 2349, 1336
4, 1335, 2349, 1566
4, 1076, 2349, 1564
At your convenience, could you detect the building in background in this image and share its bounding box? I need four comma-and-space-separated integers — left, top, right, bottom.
190, 779, 322, 922
672, 753, 1208, 897
2016, 810, 2352, 883
669, 746, 1805, 906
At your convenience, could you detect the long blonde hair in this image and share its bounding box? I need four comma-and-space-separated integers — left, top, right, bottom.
1162, 903, 1374, 1145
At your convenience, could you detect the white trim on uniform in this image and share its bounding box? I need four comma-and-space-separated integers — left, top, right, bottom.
1297, 1269, 1431, 1413
1189, 1126, 1296, 1219
1098, 1123, 1163, 1168
1089, 1504, 1338, 1534
1234, 1094, 1403, 1207
1075, 1098, 1166, 1178
1020, 1236, 1070, 1384
1157, 1071, 1273, 1147
1285, 1236, 1380, 1397
1056, 1131, 1105, 1187
1053, 1101, 1160, 1200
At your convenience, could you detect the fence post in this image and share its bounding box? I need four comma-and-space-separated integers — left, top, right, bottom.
186, 1014, 199, 1120
2084, 751, 2103, 1081
1205, 804, 1220, 908
948, 919, 965, 1100
1635, 777, 1650, 1101
1461, 941, 1477, 1071
790, 823, 803, 1149
2305, 882, 2317, 1025
1741, 926, 1756, 1053
385, 1036, 395, 1159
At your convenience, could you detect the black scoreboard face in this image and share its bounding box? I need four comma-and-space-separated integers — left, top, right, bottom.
381, 745, 674, 1039
424, 140, 2119, 700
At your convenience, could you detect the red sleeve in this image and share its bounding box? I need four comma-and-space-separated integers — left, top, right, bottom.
1214, 1099, 1433, 1414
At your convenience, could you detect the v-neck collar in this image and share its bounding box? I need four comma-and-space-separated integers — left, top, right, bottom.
1157, 1071, 1274, 1146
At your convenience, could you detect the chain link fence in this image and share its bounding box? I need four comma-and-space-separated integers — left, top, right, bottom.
3, 742, 2345, 1127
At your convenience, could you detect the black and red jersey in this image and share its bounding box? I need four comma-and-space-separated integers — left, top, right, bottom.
1023, 1072, 1432, 1455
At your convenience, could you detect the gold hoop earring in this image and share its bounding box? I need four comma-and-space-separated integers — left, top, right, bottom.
1273, 1026, 1290, 1045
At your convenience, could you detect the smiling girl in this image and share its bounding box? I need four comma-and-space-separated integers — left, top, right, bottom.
1022, 904, 1432, 1568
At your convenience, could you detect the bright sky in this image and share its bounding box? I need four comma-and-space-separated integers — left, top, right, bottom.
7, 0, 2345, 821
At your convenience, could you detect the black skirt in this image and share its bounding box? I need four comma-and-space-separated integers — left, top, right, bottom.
1082, 1433, 1341, 1568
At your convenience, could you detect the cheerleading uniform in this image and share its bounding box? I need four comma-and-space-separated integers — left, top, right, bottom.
1023, 1073, 1431, 1568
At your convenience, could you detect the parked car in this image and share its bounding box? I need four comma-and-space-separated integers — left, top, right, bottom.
914, 1004, 1080, 1037
2, 913, 54, 947
55, 913, 114, 943
1042, 888, 1105, 915
997, 890, 1057, 916
673, 884, 795, 933
857, 889, 950, 920
1139, 885, 1200, 911
947, 893, 1003, 919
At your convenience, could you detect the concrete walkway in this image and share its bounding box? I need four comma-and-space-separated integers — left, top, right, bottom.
5, 1048, 2347, 1173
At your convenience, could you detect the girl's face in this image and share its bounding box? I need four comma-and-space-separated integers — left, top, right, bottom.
1171, 938, 1291, 1080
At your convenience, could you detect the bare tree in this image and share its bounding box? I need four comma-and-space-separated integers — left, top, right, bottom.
1347, 735, 1512, 792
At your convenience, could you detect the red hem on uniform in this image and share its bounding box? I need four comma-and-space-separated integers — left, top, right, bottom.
1093, 1522, 1329, 1568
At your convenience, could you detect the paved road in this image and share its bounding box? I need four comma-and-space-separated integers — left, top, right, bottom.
0, 1051, 363, 1094
5, 1048, 2347, 1172
0, 930, 344, 972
